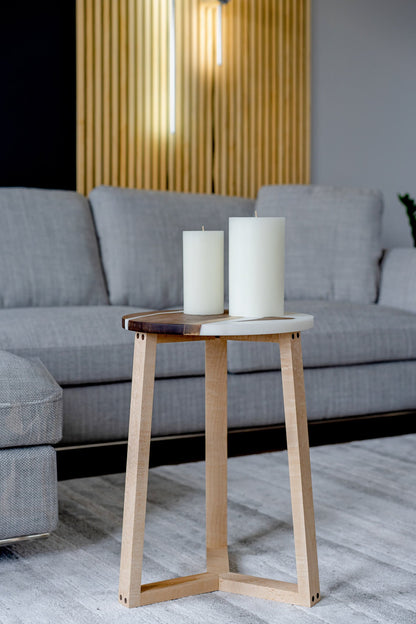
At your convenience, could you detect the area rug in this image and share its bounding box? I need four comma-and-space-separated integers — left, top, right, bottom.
1, 434, 415, 623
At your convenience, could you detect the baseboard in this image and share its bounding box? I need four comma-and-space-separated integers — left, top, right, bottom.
56, 410, 416, 481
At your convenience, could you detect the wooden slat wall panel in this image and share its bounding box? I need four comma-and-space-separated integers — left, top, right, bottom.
76, 0, 310, 198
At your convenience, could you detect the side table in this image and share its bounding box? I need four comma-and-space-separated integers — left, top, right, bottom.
119, 311, 320, 608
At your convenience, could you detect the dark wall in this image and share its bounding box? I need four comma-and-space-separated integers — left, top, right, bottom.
0, 1, 76, 190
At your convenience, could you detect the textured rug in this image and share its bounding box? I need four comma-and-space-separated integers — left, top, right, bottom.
1, 434, 415, 624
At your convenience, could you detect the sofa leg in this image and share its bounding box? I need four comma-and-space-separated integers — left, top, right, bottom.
0, 532, 50, 547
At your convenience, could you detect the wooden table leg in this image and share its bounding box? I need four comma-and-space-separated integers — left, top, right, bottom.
118, 330, 320, 609
119, 332, 157, 608
205, 338, 230, 574
279, 332, 320, 607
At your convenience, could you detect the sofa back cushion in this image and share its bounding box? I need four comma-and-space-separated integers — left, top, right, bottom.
0, 188, 108, 307
256, 185, 383, 303
89, 186, 254, 308
378, 248, 416, 313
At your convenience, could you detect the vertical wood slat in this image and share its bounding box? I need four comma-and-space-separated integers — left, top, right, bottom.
119, 0, 127, 187
135, 0, 144, 189
111, 0, 119, 186
159, 0, 169, 191
278, 0, 284, 184
76, 0, 86, 195
77, 0, 310, 198
151, 0, 160, 189
241, 0, 249, 197
227, 1, 235, 197
102, 0, 111, 185
205, 6, 214, 195
94, 0, 102, 188
248, 0, 256, 198
127, 0, 136, 188
85, 0, 94, 194
190, 1, 198, 193
197, 4, 206, 193
304, 0, 311, 184
143, 2, 151, 189
175, 0, 183, 191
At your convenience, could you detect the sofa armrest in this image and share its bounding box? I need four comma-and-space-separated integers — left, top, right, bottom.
378, 248, 416, 313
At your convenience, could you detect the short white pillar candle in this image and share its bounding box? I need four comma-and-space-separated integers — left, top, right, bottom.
229, 216, 285, 317
183, 229, 224, 315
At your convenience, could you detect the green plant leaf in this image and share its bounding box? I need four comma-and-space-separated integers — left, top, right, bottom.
398, 193, 416, 247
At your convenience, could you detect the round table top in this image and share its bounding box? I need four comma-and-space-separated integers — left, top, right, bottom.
122, 310, 314, 336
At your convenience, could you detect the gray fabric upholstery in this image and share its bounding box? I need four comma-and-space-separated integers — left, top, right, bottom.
0, 306, 139, 385
60, 359, 416, 444
0, 351, 62, 448
256, 185, 383, 303
0, 445, 58, 540
2, 301, 416, 387
89, 186, 254, 308
378, 248, 416, 313
230, 361, 416, 428
0, 188, 108, 308
0, 306, 206, 385
228, 300, 416, 373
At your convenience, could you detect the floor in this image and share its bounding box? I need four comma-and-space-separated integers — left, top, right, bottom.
1, 434, 415, 624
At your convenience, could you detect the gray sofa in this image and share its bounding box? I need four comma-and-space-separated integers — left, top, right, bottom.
1, 184, 416, 537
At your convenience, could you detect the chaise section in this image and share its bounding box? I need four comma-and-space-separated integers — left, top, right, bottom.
0, 446, 58, 541
0, 351, 63, 542
0, 352, 62, 448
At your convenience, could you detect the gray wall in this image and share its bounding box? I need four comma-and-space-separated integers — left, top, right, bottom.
312, 0, 416, 248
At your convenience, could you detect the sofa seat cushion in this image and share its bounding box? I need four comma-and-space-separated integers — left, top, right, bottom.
228, 300, 416, 373
0, 351, 62, 448
0, 307, 206, 385
0, 188, 108, 307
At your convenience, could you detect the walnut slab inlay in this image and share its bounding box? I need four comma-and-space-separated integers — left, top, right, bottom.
122, 310, 313, 336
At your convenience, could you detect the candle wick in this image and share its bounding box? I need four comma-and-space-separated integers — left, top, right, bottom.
202, 225, 205, 231
254, 210, 258, 218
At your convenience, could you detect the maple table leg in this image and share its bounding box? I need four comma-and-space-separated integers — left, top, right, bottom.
279, 333, 320, 607
119, 333, 157, 608
205, 338, 230, 574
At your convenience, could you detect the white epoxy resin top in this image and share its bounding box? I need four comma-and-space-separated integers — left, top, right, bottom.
199, 313, 314, 336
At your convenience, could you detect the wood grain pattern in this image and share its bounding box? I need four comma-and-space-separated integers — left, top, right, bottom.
219, 573, 302, 604
140, 573, 218, 605
119, 333, 157, 608
279, 333, 320, 606
76, 0, 310, 196
122, 311, 298, 336
122, 310, 231, 335
205, 339, 229, 573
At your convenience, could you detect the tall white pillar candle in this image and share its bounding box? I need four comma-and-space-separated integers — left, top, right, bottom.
183, 230, 224, 315
229, 217, 285, 317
